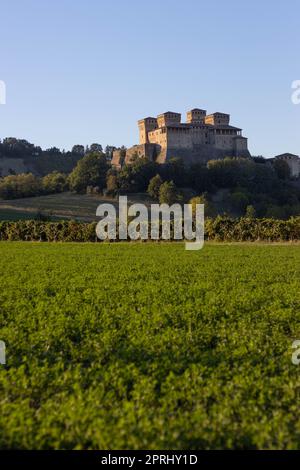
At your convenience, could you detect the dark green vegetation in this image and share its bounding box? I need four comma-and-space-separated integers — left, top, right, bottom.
0, 138, 113, 176
1, 216, 300, 242
0, 243, 300, 449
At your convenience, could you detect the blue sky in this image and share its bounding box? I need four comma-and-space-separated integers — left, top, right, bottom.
0, 0, 299, 157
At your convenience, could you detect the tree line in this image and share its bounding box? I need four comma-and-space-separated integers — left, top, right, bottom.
0, 139, 300, 219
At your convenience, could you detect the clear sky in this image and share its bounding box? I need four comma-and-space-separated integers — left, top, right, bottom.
0, 0, 299, 157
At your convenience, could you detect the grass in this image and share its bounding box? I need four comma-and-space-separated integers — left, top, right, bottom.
0, 209, 38, 221
0, 191, 153, 222
0, 242, 300, 449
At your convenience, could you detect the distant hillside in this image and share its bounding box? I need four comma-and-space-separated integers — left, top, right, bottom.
0, 191, 153, 222
0, 154, 82, 177
0, 157, 31, 176
0, 138, 103, 176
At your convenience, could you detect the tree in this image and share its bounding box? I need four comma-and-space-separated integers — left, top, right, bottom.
106, 172, 119, 196
189, 194, 215, 217
71, 145, 85, 156
147, 174, 163, 200
187, 164, 213, 193
160, 158, 186, 186
0, 173, 42, 199
245, 205, 256, 218
207, 157, 254, 188
159, 181, 180, 205
68, 152, 109, 193
117, 158, 159, 193
131, 158, 158, 192
89, 143, 103, 154
273, 159, 291, 180
45, 147, 61, 155
42, 171, 68, 194
229, 190, 250, 213
105, 146, 116, 160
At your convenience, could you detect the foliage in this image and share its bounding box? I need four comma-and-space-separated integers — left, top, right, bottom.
147, 174, 163, 200
159, 181, 180, 205
0, 138, 41, 159
189, 194, 215, 217
0, 243, 300, 449
42, 172, 68, 194
1, 216, 300, 242
229, 190, 250, 212
88, 143, 103, 154
0, 173, 43, 199
187, 164, 213, 193
71, 145, 85, 156
0, 138, 101, 177
117, 159, 159, 193
272, 159, 291, 180
68, 152, 109, 194
106, 172, 119, 196
245, 205, 256, 218
160, 158, 186, 187
0, 172, 70, 200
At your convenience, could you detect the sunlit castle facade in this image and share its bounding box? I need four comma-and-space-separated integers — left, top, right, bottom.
112, 108, 251, 168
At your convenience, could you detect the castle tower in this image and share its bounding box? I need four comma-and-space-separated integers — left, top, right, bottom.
157, 112, 181, 128
138, 117, 158, 144
186, 108, 206, 123
205, 112, 230, 126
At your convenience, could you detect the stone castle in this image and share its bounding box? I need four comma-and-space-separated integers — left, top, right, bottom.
112, 108, 251, 168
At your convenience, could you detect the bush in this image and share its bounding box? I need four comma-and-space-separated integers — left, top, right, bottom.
106, 173, 119, 196
1, 216, 300, 242
68, 152, 109, 194
42, 171, 68, 194
189, 194, 215, 217
159, 181, 180, 205
0, 173, 43, 199
147, 174, 163, 200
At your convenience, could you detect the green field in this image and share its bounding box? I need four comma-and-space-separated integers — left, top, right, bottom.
0, 242, 300, 449
0, 192, 152, 222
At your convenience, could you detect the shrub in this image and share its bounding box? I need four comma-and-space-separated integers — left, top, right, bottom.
42, 171, 68, 194
68, 152, 109, 194
0, 173, 43, 199
159, 181, 180, 205
147, 174, 163, 200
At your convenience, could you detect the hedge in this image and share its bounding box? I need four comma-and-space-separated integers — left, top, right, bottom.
1, 216, 300, 242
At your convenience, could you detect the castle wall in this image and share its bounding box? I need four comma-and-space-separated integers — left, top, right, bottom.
189, 127, 211, 145
287, 159, 300, 177
138, 118, 157, 144
124, 144, 157, 165
111, 150, 125, 169
233, 137, 249, 157
148, 128, 167, 148
275, 154, 300, 177
166, 128, 193, 149
214, 134, 238, 151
